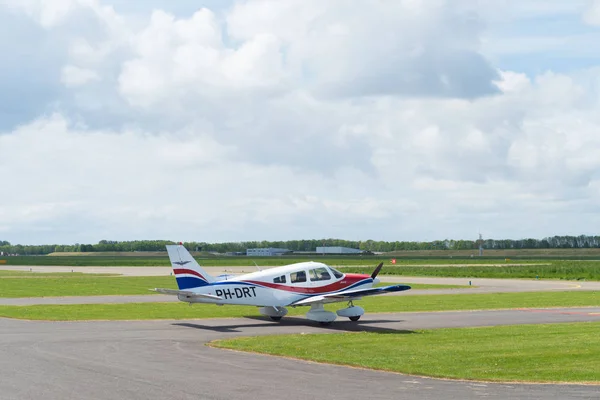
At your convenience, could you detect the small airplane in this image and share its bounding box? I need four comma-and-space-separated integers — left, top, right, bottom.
153, 244, 411, 325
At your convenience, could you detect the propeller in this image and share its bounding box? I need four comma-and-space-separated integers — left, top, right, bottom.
370, 262, 384, 279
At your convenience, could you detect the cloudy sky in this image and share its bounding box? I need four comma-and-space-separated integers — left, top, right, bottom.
2, 0, 600, 245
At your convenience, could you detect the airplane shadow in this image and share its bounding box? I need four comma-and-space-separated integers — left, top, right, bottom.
173, 316, 415, 335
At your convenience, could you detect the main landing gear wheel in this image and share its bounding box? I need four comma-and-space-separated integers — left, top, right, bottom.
319, 321, 332, 326
349, 316, 361, 321
270, 316, 282, 321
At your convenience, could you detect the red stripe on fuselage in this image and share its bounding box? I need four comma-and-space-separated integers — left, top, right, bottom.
244, 273, 371, 294
173, 268, 206, 281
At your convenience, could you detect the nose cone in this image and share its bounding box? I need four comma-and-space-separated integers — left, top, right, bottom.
373, 277, 380, 285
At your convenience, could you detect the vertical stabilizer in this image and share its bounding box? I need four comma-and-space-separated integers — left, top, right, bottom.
166, 244, 215, 289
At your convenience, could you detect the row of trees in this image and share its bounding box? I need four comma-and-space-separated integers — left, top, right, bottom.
1, 235, 600, 256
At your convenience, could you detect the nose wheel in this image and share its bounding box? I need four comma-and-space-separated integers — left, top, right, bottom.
347, 301, 361, 321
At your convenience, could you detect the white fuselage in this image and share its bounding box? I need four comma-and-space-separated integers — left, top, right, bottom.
178, 261, 374, 307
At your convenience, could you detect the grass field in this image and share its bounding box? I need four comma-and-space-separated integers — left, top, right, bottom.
2, 254, 595, 268
0, 272, 468, 298
211, 322, 600, 384
342, 261, 600, 281
1, 291, 598, 320
385, 248, 600, 258
0, 275, 176, 297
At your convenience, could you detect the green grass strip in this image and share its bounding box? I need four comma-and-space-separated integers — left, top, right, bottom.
211, 322, 600, 383
342, 261, 600, 280
0, 291, 598, 320
0, 276, 177, 297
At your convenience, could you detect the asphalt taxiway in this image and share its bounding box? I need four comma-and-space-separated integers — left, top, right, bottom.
1, 309, 599, 400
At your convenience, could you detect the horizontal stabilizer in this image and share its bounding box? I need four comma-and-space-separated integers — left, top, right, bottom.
291, 284, 411, 306
151, 288, 223, 300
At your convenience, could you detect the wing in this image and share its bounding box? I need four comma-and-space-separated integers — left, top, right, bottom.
150, 288, 223, 300
290, 284, 411, 306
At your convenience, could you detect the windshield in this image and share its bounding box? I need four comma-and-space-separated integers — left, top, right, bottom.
309, 267, 331, 281
329, 267, 344, 279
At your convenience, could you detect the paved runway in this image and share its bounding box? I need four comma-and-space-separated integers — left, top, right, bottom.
2, 265, 278, 276
1, 309, 599, 400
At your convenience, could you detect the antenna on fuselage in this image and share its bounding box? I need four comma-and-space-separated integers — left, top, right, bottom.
253, 261, 262, 271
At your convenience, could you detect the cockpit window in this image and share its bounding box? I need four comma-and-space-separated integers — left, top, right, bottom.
309, 267, 331, 281
290, 270, 307, 283
273, 275, 286, 284
330, 267, 344, 279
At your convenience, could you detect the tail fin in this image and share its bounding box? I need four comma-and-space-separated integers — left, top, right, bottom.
166, 244, 215, 289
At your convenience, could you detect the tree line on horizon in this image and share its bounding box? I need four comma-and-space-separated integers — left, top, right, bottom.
1, 235, 600, 256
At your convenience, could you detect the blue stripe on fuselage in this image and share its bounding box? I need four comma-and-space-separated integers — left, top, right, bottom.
176, 276, 208, 290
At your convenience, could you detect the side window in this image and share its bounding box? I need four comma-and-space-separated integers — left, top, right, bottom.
290, 270, 307, 283
309, 267, 331, 281
273, 275, 286, 284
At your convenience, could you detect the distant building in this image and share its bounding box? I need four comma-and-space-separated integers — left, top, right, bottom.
316, 246, 363, 254
246, 248, 290, 256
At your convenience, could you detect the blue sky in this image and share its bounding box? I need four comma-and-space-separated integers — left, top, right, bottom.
485, 11, 600, 75
2, 0, 600, 245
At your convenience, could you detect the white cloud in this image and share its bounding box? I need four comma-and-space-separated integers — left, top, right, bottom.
112, 0, 500, 110
117, 8, 290, 108
3, 0, 81, 28
583, 0, 600, 25
2, 0, 600, 244
494, 70, 531, 93
3, 0, 124, 29
0, 113, 401, 243
61, 65, 100, 86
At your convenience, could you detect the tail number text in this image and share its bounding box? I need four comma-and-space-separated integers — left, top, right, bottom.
215, 287, 257, 300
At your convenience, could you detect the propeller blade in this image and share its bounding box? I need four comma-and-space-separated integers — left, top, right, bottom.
371, 262, 384, 279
